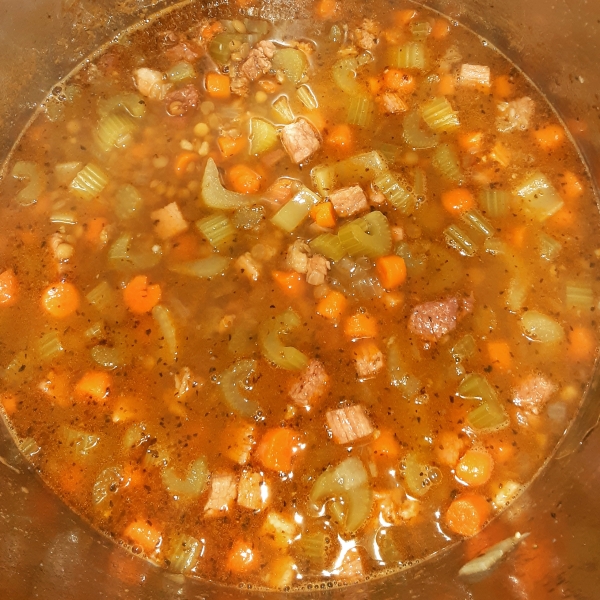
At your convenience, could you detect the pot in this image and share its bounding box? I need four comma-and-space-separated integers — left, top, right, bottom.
0, 1, 599, 598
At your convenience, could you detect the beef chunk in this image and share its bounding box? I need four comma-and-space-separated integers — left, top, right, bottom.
512, 374, 556, 414
280, 118, 321, 164
289, 360, 329, 407
329, 185, 369, 217
326, 405, 374, 444
165, 84, 200, 116
496, 97, 535, 132
409, 296, 473, 342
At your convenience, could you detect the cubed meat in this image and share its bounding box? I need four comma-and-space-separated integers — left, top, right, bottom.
354, 19, 380, 51
459, 64, 491, 87
240, 40, 276, 81
336, 547, 364, 580
496, 97, 535, 133
512, 374, 556, 414
306, 255, 330, 286
237, 470, 269, 510
379, 92, 408, 115
280, 118, 321, 164
150, 202, 189, 240
352, 341, 385, 379
204, 472, 237, 517
326, 405, 374, 444
329, 185, 369, 217
286, 239, 311, 274
236, 252, 261, 281
261, 511, 298, 548
133, 68, 171, 101
165, 84, 200, 116
289, 360, 329, 407
230, 71, 250, 97
369, 185, 387, 205
408, 296, 473, 342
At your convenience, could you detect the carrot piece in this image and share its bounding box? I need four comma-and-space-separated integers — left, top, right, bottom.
445, 493, 491, 537
489, 439, 515, 464
344, 312, 378, 339
228, 164, 262, 194
394, 8, 417, 26
441, 188, 475, 215
310, 202, 337, 228
84, 217, 109, 244
227, 539, 260, 573
200, 21, 224, 41
568, 326, 597, 361
205, 72, 231, 99
533, 124, 565, 151
435, 431, 466, 467
437, 73, 456, 96
218, 135, 246, 158
493, 74, 514, 99
431, 19, 450, 39
123, 275, 161, 314
75, 371, 112, 402
367, 76, 382, 95
317, 290, 348, 321
41, 282, 80, 319
170, 232, 200, 262
558, 170, 584, 201
455, 449, 494, 487
375, 255, 407, 290
383, 69, 416, 95
486, 341, 513, 371
380, 291, 404, 309
272, 271, 306, 296
325, 123, 355, 153
507, 225, 527, 248
258, 79, 280, 94
315, 0, 338, 20
255, 427, 298, 472
0, 269, 19, 307
1, 393, 17, 416
458, 131, 484, 154
123, 520, 162, 555
370, 429, 401, 460
174, 151, 200, 176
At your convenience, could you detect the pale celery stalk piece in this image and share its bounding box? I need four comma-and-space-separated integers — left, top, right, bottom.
12, 161, 45, 206
347, 95, 374, 127
167, 61, 197, 82
296, 85, 319, 110
91, 345, 123, 370
432, 144, 463, 182
50, 212, 78, 225
272, 47, 309, 85
249, 117, 279, 155
373, 171, 415, 214
513, 172, 564, 220
462, 208, 494, 238
451, 334, 476, 363
70, 163, 109, 200
457, 373, 509, 432
271, 95, 295, 124
484, 238, 509, 255
332, 56, 368, 96
196, 214, 236, 249
95, 112, 137, 152
338, 211, 392, 258
201, 157, 255, 210
162, 457, 209, 498
220, 358, 260, 417
310, 233, 347, 262
444, 224, 477, 257
506, 276, 529, 312
565, 282, 595, 308
271, 187, 320, 233
410, 21, 432, 39
86, 280, 116, 312
37, 331, 64, 362
152, 304, 178, 363
259, 308, 309, 371
413, 167, 427, 202
167, 534, 203, 574
333, 150, 388, 185
98, 93, 146, 118
403, 453, 441, 497
389, 42, 427, 70
421, 96, 460, 132
538, 232, 562, 261
479, 188, 511, 219
311, 164, 337, 197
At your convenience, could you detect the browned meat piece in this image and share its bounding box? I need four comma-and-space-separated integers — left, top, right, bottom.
326, 405, 374, 444
165, 84, 200, 116
352, 341, 384, 379
240, 40, 276, 81
378, 92, 408, 115
329, 185, 369, 217
230, 70, 250, 97
286, 239, 311, 273
512, 374, 556, 414
354, 19, 380, 51
165, 42, 200, 63
237, 470, 269, 510
204, 472, 237, 517
496, 97, 535, 133
306, 255, 330, 286
289, 360, 329, 407
458, 64, 491, 87
409, 296, 473, 342
280, 118, 321, 164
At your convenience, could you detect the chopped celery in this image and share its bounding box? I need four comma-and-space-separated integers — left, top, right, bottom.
457, 373, 498, 404
451, 334, 476, 363
95, 112, 137, 152
196, 214, 236, 249
114, 184, 143, 220
347, 95, 374, 127
413, 167, 427, 203
271, 187, 320, 233
311, 164, 337, 197
98, 93, 146, 118
220, 358, 260, 417
85, 320, 106, 341
12, 161, 45, 206
403, 110, 438, 149
565, 282, 594, 308
249, 118, 279, 155
333, 150, 388, 185
395, 242, 428, 275
402, 453, 440, 497
421, 96, 460, 132
70, 163, 109, 200
152, 305, 178, 363
484, 238, 508, 255
338, 211, 392, 258
244, 18, 270, 35
167, 534, 202, 574
538, 233, 562, 261
167, 61, 197, 82
54, 162, 83, 186
506, 276, 529, 312
332, 57, 367, 96
50, 212, 77, 225
432, 144, 463, 182
271, 95, 295, 124
462, 209, 494, 239
310, 233, 346, 262
272, 48, 309, 85
86, 281, 116, 312
170, 256, 231, 279
297, 85, 319, 110
108, 233, 132, 266
379, 143, 401, 164
259, 309, 309, 371
520, 310, 565, 343
458, 373, 508, 432
479, 188, 510, 219
162, 457, 209, 498
513, 172, 564, 221
388, 343, 421, 399
389, 42, 427, 70
444, 225, 477, 257
63, 426, 100, 456
295, 532, 328, 566
467, 403, 509, 431
410, 21, 432, 39
201, 158, 254, 210
91, 345, 123, 370
37, 331, 64, 362
373, 171, 414, 214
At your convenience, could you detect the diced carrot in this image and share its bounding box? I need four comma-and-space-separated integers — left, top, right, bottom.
493, 74, 514, 99
383, 69, 416, 95
310, 202, 337, 228
0, 269, 19, 307
316, 290, 348, 321
123, 275, 161, 314
200, 21, 224, 41
568, 326, 597, 361
549, 206, 575, 228
272, 271, 306, 296
227, 539, 260, 573
533, 124, 565, 151
437, 73, 456, 96
0, 393, 17, 416
218, 135, 246, 158
487, 341, 513, 371
41, 282, 80, 319
170, 232, 200, 262
455, 449, 494, 487
325, 123, 355, 153
375, 255, 407, 290
435, 431, 466, 467
344, 312, 378, 339
394, 8, 417, 26
557, 170, 584, 201
84, 217, 109, 243
367, 76, 382, 95
445, 493, 491, 537
489, 439, 515, 464
75, 371, 112, 403
431, 19, 450, 39
255, 427, 298, 472
174, 151, 200, 176
258, 79, 280, 94
123, 520, 162, 555
458, 131, 484, 154
507, 225, 527, 248
380, 291, 404, 309
315, 0, 338, 20
370, 429, 401, 460
441, 188, 475, 215
228, 164, 262, 194
205, 72, 231, 99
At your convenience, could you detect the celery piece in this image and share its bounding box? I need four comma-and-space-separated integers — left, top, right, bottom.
49, 212, 77, 225
513, 172, 564, 221
54, 162, 83, 186
565, 282, 594, 309
196, 214, 236, 249
311, 164, 337, 197
373, 171, 414, 215
479, 188, 510, 219
484, 238, 508, 255
86, 281, 115, 312
272, 47, 309, 85
259, 309, 310, 371
108, 233, 132, 266
444, 224, 477, 257
114, 184, 143, 220
85, 320, 106, 341
432, 144, 463, 183
410, 21, 432, 39
403, 110, 438, 149
209, 32, 245, 65
395, 242, 427, 275
91, 345, 123, 370
200, 158, 254, 210
37, 331, 64, 362
152, 305, 178, 363
95, 112, 137, 152
520, 310, 565, 343
310, 233, 347, 262
467, 403, 509, 432
458, 373, 498, 404
249, 117, 279, 155
413, 167, 427, 203
451, 334, 476, 363
63, 427, 100, 456
3, 351, 29, 384
332, 56, 367, 96
347, 95, 374, 127
167, 534, 202, 574
389, 42, 427, 70
538, 233, 561, 261
98, 93, 146, 118
506, 276, 529, 312
296, 85, 319, 110
167, 61, 197, 82
338, 211, 392, 258
169, 256, 231, 279
20, 437, 41, 459
462, 208, 494, 239
334, 150, 388, 184
220, 358, 260, 417
379, 143, 401, 164
232, 205, 265, 230
402, 453, 440, 497
70, 163, 109, 200
295, 532, 328, 566
271, 187, 320, 233
12, 161, 45, 206
421, 96, 460, 132
388, 343, 421, 399
162, 457, 209, 498
271, 95, 295, 124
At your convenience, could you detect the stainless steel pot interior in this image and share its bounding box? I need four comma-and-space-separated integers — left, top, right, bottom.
1, 1, 599, 598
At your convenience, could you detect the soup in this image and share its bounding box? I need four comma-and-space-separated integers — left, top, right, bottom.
0, 0, 597, 590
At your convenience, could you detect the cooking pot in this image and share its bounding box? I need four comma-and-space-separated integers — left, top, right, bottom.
1, 0, 599, 598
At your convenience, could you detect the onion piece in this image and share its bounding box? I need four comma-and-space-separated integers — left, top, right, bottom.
162, 457, 209, 498
459, 532, 529, 577
201, 158, 255, 210
12, 161, 45, 206
152, 305, 178, 363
